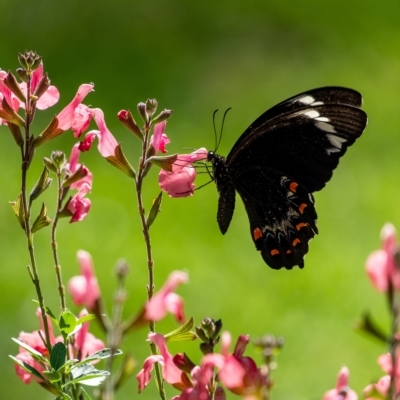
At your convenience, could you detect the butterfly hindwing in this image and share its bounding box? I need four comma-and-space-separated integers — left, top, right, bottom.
233, 168, 318, 269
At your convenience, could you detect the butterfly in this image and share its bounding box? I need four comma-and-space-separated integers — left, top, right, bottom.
207, 87, 367, 270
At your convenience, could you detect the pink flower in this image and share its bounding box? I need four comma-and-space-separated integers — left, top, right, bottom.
159, 148, 208, 197
144, 271, 188, 323
0, 71, 20, 125
79, 108, 118, 157
150, 121, 170, 153
74, 309, 104, 361
65, 143, 93, 223
364, 375, 390, 400
322, 367, 358, 400
366, 223, 400, 292
19, 63, 60, 110
68, 250, 101, 309
14, 309, 58, 384
137, 333, 187, 392
202, 332, 256, 395
67, 143, 93, 190
56, 83, 94, 131
67, 182, 91, 222
71, 104, 93, 137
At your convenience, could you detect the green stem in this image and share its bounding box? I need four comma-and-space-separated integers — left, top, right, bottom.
20, 77, 51, 352
103, 267, 127, 400
135, 120, 166, 400
51, 172, 67, 310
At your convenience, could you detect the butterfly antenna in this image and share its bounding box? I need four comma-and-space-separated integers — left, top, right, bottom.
216, 107, 231, 152
212, 109, 219, 151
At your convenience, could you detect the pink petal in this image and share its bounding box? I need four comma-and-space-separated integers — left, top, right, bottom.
56, 84, 94, 131
90, 108, 119, 157
67, 143, 93, 190
67, 184, 92, 223
150, 121, 170, 153
366, 250, 388, 292
145, 271, 188, 322
149, 333, 183, 385
159, 148, 207, 198
72, 104, 92, 137
164, 292, 186, 323
137, 354, 164, 392
36, 85, 60, 110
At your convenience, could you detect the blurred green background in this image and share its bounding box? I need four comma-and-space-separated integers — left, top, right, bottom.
1, 0, 399, 399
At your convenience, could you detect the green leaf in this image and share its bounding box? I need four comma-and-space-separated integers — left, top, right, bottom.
9, 193, 25, 230
42, 369, 62, 383
164, 317, 197, 342
59, 311, 77, 337
67, 364, 110, 387
75, 348, 122, 368
12, 337, 46, 359
30, 166, 52, 203
146, 192, 162, 228
9, 355, 46, 382
50, 342, 67, 371
31, 202, 52, 233
75, 313, 96, 326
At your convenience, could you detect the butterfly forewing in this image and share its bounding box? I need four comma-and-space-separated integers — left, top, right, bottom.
210, 87, 367, 270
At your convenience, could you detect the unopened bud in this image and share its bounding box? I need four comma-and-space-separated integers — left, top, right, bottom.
33, 73, 50, 100
117, 109, 142, 140
145, 99, 158, 117
16, 68, 29, 83
152, 109, 173, 125
51, 151, 67, 170
137, 102, 148, 124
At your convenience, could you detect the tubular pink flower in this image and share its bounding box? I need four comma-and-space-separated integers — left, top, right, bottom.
366, 223, 400, 292
79, 108, 118, 157
202, 332, 246, 391
75, 309, 104, 360
159, 148, 208, 198
322, 367, 358, 400
137, 333, 186, 392
67, 183, 91, 222
72, 104, 92, 137
0, 71, 20, 125
144, 271, 188, 323
67, 143, 93, 190
14, 308, 58, 384
150, 121, 170, 153
56, 83, 94, 131
19, 63, 60, 110
68, 250, 100, 309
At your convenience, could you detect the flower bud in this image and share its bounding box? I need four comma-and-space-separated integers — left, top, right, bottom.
16, 68, 29, 83
4, 71, 26, 103
19, 51, 42, 72
117, 109, 142, 140
137, 102, 148, 124
173, 353, 196, 374
145, 99, 158, 117
51, 151, 67, 170
33, 73, 50, 101
152, 109, 173, 125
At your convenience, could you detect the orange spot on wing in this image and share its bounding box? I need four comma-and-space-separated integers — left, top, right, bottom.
299, 203, 307, 214
270, 249, 280, 256
296, 222, 307, 231
289, 182, 298, 192
286, 249, 292, 254
253, 227, 263, 240
292, 238, 301, 246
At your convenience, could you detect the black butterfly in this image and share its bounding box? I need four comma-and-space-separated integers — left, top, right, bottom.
207, 87, 367, 270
